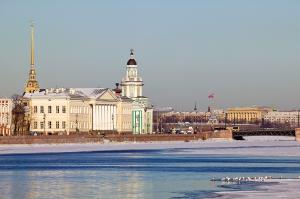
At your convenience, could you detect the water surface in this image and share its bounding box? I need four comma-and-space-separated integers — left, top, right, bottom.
0, 148, 299, 199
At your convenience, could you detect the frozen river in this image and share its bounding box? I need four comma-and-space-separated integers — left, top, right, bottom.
0, 138, 299, 198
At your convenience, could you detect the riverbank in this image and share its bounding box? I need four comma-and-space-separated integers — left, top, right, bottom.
0, 137, 299, 156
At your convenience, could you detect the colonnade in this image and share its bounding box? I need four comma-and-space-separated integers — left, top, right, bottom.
92, 104, 116, 130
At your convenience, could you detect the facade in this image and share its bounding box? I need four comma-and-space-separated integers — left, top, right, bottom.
24, 88, 130, 134
24, 23, 40, 94
226, 106, 273, 123
121, 50, 153, 134
0, 98, 12, 135
264, 111, 300, 127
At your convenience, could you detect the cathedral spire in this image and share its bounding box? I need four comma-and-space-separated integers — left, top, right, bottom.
24, 22, 40, 94
30, 21, 35, 66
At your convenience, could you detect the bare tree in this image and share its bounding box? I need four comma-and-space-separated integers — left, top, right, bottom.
11, 94, 26, 135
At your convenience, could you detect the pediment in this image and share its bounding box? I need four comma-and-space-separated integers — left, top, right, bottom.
96, 90, 118, 101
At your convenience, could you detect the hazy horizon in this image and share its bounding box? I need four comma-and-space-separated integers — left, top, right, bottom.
0, 0, 300, 111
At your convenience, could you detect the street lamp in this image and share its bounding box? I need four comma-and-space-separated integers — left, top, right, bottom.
43, 113, 46, 135
112, 114, 114, 131
75, 113, 79, 133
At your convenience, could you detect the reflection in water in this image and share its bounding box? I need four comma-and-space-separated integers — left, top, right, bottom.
0, 150, 300, 199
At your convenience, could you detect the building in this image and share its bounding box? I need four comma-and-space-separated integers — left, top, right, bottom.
24, 23, 40, 94
24, 87, 132, 135
226, 106, 273, 123
0, 98, 12, 136
120, 49, 153, 134
264, 111, 300, 127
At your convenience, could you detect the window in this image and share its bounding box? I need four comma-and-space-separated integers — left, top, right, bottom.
48, 121, 52, 129
56, 121, 59, 129
40, 106, 44, 113
62, 106, 66, 113
56, 106, 59, 113
48, 106, 52, 114
33, 121, 38, 129
33, 106, 38, 113
62, 121, 66, 129
40, 122, 44, 129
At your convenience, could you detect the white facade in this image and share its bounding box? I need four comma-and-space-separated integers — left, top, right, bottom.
0, 98, 12, 135
264, 111, 300, 126
24, 88, 124, 134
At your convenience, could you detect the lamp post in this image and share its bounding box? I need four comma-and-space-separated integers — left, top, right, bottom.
225, 113, 228, 129
297, 110, 299, 128
156, 111, 159, 133
43, 113, 46, 135
112, 114, 114, 131
75, 113, 79, 133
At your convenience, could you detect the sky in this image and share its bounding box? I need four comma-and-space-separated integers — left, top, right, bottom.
0, 0, 300, 111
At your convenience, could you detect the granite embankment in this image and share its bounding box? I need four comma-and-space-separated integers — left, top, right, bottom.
0, 130, 232, 144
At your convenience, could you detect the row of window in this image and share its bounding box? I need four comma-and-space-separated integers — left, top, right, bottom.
70, 121, 89, 129
33, 121, 66, 129
70, 106, 89, 114
33, 106, 66, 114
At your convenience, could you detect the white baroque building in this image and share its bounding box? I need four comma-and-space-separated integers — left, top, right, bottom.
0, 98, 12, 136
24, 88, 133, 134
121, 50, 153, 134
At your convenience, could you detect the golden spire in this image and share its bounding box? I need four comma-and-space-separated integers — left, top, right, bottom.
30, 21, 34, 66
24, 21, 40, 94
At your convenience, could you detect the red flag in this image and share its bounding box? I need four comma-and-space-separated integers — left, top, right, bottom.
208, 93, 214, 99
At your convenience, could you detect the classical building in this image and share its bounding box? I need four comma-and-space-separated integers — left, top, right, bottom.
226, 106, 273, 123
0, 98, 12, 136
121, 50, 153, 134
264, 111, 300, 127
24, 23, 40, 94
24, 88, 133, 134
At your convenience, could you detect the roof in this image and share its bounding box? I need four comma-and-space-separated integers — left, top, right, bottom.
127, 58, 137, 65
23, 88, 110, 100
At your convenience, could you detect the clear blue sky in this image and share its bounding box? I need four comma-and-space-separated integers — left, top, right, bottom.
0, 0, 299, 111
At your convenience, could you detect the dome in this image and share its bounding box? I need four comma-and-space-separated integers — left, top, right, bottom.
127, 58, 137, 65
127, 49, 137, 65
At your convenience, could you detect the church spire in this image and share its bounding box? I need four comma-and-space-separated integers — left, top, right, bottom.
24, 21, 40, 94
30, 21, 35, 66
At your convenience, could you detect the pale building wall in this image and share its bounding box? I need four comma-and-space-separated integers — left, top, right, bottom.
29, 97, 70, 134
69, 100, 91, 132
116, 100, 132, 133
0, 98, 12, 136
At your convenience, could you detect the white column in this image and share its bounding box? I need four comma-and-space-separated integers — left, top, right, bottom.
98, 105, 101, 130
100, 105, 104, 130
92, 105, 95, 130
109, 105, 115, 130
114, 105, 117, 130
104, 105, 108, 130
97, 105, 101, 130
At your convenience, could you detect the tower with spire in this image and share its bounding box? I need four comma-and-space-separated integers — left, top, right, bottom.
24, 22, 40, 94
120, 49, 153, 134
120, 49, 144, 99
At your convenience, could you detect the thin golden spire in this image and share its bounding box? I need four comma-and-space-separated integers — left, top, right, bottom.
30, 21, 34, 66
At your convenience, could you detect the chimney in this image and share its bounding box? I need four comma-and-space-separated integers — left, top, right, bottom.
113, 83, 122, 97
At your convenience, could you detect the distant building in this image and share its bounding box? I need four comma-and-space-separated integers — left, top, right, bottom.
0, 98, 12, 136
226, 106, 273, 123
121, 50, 153, 134
264, 111, 300, 127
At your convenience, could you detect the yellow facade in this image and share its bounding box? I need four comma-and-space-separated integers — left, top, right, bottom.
227, 107, 272, 123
